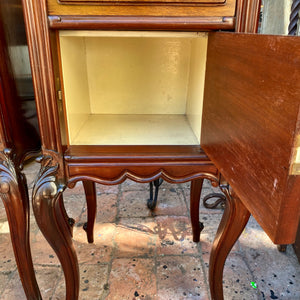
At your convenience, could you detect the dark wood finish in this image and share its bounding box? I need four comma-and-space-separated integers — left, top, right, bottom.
59, 0, 225, 3
74, 146, 217, 246
0, 2, 40, 166
32, 156, 79, 300
0, 1, 41, 299
82, 180, 97, 243
22, 0, 63, 160
48, 15, 235, 31
64, 146, 219, 186
0, 150, 42, 300
190, 178, 204, 242
202, 32, 300, 244
289, 0, 300, 262
22, 1, 283, 299
209, 186, 250, 300
235, 0, 261, 33
47, 0, 236, 17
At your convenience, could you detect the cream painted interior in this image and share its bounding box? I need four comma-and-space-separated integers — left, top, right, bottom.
59, 31, 208, 145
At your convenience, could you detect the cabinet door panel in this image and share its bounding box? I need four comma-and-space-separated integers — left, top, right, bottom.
202, 32, 300, 244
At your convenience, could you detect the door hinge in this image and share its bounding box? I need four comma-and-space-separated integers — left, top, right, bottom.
290, 135, 300, 175
58, 90, 63, 102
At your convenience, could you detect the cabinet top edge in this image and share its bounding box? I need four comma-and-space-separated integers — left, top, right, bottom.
59, 30, 208, 37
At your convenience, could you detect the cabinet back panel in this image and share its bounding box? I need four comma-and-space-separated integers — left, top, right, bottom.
85, 37, 191, 114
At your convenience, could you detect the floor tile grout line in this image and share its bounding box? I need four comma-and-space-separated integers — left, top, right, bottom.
0, 267, 17, 297
102, 183, 123, 299
49, 267, 64, 299
197, 242, 211, 300
236, 243, 264, 300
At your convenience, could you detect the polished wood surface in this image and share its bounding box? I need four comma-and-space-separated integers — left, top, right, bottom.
0, 1, 41, 299
190, 178, 204, 242
0, 149, 42, 300
209, 186, 250, 300
202, 32, 300, 244
22, 0, 65, 177
64, 146, 219, 186
0, 1, 40, 165
32, 156, 79, 300
235, 0, 261, 32
82, 180, 97, 243
21, 0, 281, 299
48, 15, 235, 31
59, 0, 225, 3
47, 0, 236, 17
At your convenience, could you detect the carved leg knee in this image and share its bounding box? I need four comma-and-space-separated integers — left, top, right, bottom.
32, 156, 79, 300
0, 149, 42, 300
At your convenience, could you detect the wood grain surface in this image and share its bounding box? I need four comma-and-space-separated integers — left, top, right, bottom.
47, 0, 236, 17
202, 32, 300, 244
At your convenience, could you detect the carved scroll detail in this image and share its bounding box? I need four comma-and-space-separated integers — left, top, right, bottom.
32, 155, 63, 202
0, 148, 42, 299
32, 154, 79, 299
0, 149, 18, 197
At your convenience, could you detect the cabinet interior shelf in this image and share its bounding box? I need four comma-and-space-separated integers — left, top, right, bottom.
71, 113, 199, 145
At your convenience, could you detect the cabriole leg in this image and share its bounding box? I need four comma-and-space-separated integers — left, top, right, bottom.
32, 156, 79, 300
83, 180, 97, 243
0, 149, 41, 299
209, 186, 250, 300
190, 178, 204, 243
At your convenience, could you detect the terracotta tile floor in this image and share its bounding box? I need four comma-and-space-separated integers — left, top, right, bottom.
0, 161, 299, 299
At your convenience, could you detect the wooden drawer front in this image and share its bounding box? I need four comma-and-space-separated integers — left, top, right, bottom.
48, 0, 236, 17
58, 0, 226, 4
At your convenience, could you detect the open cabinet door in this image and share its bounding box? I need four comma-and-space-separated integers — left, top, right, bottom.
201, 32, 300, 245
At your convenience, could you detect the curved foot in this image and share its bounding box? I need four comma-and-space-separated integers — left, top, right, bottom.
33, 156, 79, 300
190, 178, 204, 243
0, 149, 41, 299
83, 180, 97, 243
209, 185, 250, 300
277, 244, 287, 252
147, 178, 163, 210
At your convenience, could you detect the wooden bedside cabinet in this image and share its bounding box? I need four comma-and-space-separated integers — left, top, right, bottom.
0, 0, 41, 299
22, 0, 300, 299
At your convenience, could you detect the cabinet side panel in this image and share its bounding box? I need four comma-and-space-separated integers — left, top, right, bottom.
59, 36, 91, 143
186, 35, 208, 143
22, 0, 63, 155
202, 32, 300, 244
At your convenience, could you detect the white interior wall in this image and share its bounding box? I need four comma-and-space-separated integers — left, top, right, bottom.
85, 37, 192, 114
60, 36, 91, 143
186, 35, 208, 144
